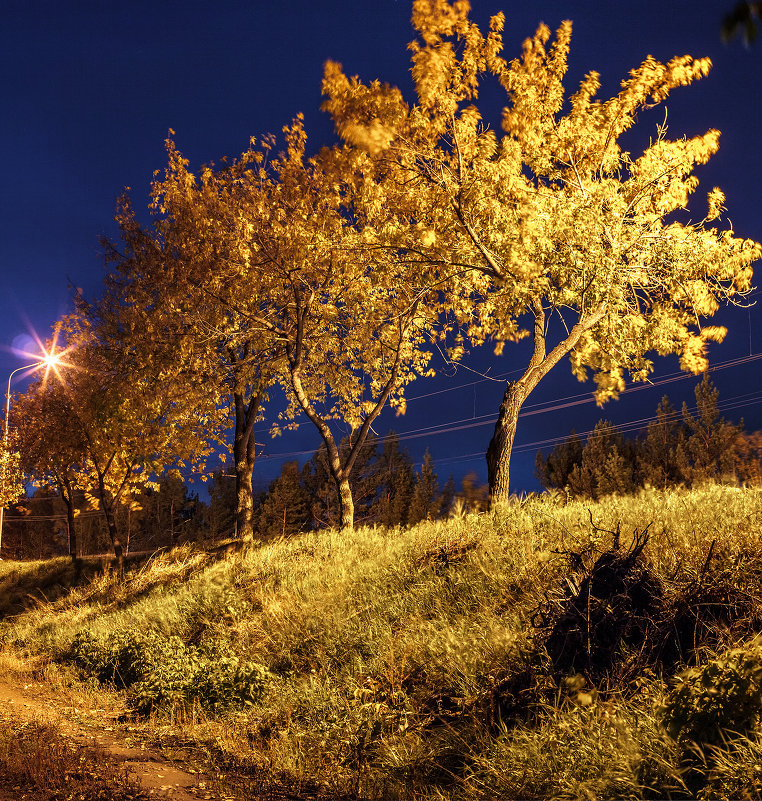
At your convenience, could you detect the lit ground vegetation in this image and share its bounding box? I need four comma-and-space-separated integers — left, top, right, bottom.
1, 484, 762, 799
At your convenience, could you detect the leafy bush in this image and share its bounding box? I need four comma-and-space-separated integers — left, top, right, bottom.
130, 649, 272, 714
69, 627, 272, 714
662, 643, 762, 746
69, 629, 168, 687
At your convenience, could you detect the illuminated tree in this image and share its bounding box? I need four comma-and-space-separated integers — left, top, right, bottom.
104, 153, 275, 543
20, 314, 215, 566
253, 121, 436, 529
0, 429, 24, 510
145, 120, 437, 530
12, 380, 87, 558
113, 117, 436, 533
322, 0, 760, 502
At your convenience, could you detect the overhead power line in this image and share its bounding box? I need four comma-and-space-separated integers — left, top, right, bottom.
255, 352, 762, 464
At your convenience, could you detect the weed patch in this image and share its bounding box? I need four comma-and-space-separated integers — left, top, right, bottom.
69, 628, 273, 715
0, 718, 148, 800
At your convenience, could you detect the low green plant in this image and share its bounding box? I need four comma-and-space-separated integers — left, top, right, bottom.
662, 642, 762, 746
69, 628, 165, 686
69, 626, 273, 714
130, 647, 272, 714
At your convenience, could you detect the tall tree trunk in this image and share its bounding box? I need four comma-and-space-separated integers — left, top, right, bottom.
103, 502, 124, 572
486, 382, 527, 503
233, 389, 261, 542
93, 463, 124, 573
56, 475, 78, 559
335, 474, 354, 531
234, 443, 255, 540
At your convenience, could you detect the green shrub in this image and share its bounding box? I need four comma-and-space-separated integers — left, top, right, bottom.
69, 629, 168, 687
130, 649, 272, 714
70, 628, 272, 714
662, 643, 762, 746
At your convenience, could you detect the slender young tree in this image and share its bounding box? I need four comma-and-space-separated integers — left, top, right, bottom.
322, 0, 760, 503
259, 121, 436, 529
12, 381, 87, 558
22, 313, 215, 567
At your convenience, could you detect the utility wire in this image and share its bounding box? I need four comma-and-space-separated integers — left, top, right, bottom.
255, 352, 762, 463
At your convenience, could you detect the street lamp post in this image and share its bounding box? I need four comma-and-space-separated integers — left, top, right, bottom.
0, 355, 61, 558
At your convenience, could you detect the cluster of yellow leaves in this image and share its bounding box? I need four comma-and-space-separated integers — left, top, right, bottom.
322, 0, 760, 404
0, 430, 24, 509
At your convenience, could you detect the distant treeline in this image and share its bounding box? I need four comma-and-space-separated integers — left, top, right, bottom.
250, 432, 488, 539
536, 374, 762, 499
3, 433, 487, 559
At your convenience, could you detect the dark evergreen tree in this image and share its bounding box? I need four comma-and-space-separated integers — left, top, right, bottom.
566, 420, 635, 499
408, 450, 440, 525
303, 435, 379, 529
137, 470, 193, 547
637, 396, 684, 490
438, 475, 456, 519
255, 460, 311, 539
367, 431, 415, 527
676, 373, 743, 483
535, 431, 584, 490
207, 464, 237, 540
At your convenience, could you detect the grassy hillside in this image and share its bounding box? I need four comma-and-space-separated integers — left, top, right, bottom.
2, 484, 762, 799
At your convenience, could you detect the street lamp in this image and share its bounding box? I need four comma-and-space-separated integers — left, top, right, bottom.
0, 353, 61, 558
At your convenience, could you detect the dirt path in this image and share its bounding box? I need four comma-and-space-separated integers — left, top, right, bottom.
0, 678, 219, 799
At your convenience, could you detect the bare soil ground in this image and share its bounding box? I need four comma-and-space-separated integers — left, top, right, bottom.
0, 677, 220, 800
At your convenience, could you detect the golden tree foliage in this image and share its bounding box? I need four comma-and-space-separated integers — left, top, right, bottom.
14, 313, 216, 562
0, 429, 24, 510
12, 377, 88, 558
115, 116, 438, 530
322, 0, 760, 500
105, 140, 277, 543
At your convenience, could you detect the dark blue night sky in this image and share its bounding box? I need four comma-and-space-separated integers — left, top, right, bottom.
2, 0, 761, 493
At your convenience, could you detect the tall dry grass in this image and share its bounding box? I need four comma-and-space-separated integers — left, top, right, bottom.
1, 484, 761, 799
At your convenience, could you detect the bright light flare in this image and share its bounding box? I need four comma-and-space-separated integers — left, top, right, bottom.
13, 324, 74, 390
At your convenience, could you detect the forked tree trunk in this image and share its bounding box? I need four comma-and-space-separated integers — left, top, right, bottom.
485, 301, 608, 505
285, 301, 410, 532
